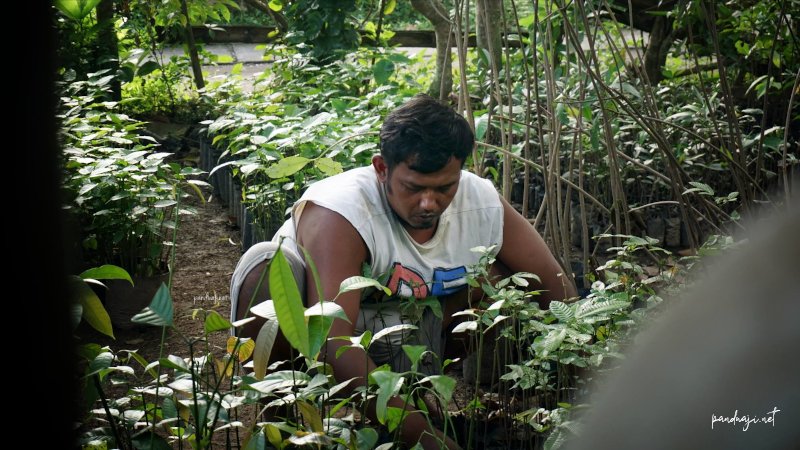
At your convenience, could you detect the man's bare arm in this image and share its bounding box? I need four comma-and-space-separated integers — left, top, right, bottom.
296, 202, 460, 450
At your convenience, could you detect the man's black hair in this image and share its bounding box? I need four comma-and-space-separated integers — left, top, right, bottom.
379, 94, 474, 173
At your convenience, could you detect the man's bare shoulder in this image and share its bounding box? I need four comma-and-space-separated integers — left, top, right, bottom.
296, 202, 369, 260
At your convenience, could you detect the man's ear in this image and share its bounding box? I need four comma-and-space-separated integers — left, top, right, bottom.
372, 155, 389, 182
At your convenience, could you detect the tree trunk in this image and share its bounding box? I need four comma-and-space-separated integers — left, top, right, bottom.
180, 0, 205, 89
642, 15, 674, 84
411, 0, 453, 100
475, 0, 502, 73
96, 0, 121, 100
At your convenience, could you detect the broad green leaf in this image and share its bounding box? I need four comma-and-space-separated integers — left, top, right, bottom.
385, 406, 404, 432
268, 0, 283, 12
339, 276, 391, 296
475, 115, 488, 141
80, 264, 133, 284
265, 156, 310, 179
204, 310, 232, 334
314, 157, 343, 176
355, 428, 378, 450
55, 0, 102, 21
137, 60, 160, 77
264, 424, 282, 449
288, 432, 332, 446
296, 400, 324, 433
545, 328, 567, 352
402, 345, 427, 368
685, 181, 715, 196
451, 320, 478, 333
250, 300, 277, 320
131, 432, 172, 450
421, 375, 456, 403
253, 320, 278, 379
383, 0, 396, 15
131, 283, 173, 327
372, 59, 395, 85
574, 300, 630, 319
372, 323, 417, 344
270, 248, 309, 356
305, 302, 349, 322
549, 301, 574, 322
86, 352, 113, 377
154, 199, 177, 208
371, 371, 404, 424
243, 428, 267, 450
307, 315, 333, 359
71, 276, 114, 338
160, 354, 189, 372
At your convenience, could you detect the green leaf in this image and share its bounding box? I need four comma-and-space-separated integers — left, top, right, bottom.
372, 323, 417, 344
684, 181, 715, 197
253, 320, 279, 379
71, 276, 114, 338
549, 301, 574, 322
268, 0, 283, 12
154, 199, 177, 208
383, 0, 396, 15
80, 265, 132, 284
297, 400, 324, 433
307, 315, 333, 359
137, 60, 161, 77
131, 282, 174, 327
355, 428, 378, 450
265, 156, 311, 179
402, 345, 427, 368
314, 157, 343, 176
371, 370, 403, 424
86, 352, 113, 377
55, 0, 102, 21
338, 276, 391, 296
575, 299, 630, 319
204, 310, 232, 334
270, 247, 309, 356
422, 375, 456, 403
372, 59, 395, 85
243, 428, 267, 450
475, 115, 489, 141
385, 406, 405, 432
304, 302, 349, 322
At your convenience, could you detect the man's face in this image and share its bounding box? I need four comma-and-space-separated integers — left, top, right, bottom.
373, 155, 462, 231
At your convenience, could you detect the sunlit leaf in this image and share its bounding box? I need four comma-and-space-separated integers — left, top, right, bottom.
71, 276, 114, 338
372, 59, 395, 85
269, 248, 309, 356
55, 0, 102, 21
204, 310, 232, 334
297, 400, 324, 432
131, 283, 173, 327
420, 375, 456, 403
79, 265, 132, 285
265, 156, 310, 179
314, 157, 343, 176
339, 276, 391, 295
371, 371, 403, 425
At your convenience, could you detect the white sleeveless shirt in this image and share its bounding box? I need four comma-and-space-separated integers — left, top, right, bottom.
275, 166, 504, 299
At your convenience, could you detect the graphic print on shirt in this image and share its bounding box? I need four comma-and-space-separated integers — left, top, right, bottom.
386, 262, 468, 298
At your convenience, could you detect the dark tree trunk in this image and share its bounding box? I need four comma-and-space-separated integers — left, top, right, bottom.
642, 15, 674, 84
411, 0, 453, 100
180, 0, 205, 89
